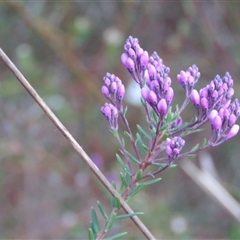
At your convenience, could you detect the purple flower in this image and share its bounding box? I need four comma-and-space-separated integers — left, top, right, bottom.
157, 99, 168, 117
165, 136, 185, 160
191, 89, 200, 107
226, 124, 239, 139
100, 103, 118, 130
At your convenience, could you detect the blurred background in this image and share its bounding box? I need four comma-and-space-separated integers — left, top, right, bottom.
1, 1, 240, 239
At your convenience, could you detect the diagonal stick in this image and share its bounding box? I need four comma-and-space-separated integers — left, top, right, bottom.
0, 48, 155, 240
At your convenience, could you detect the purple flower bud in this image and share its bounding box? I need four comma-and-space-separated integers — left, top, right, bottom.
165, 87, 174, 104
117, 84, 125, 100
200, 97, 208, 110
125, 57, 135, 72
200, 87, 208, 98
226, 124, 239, 139
148, 64, 156, 80
165, 77, 171, 86
218, 108, 224, 119
141, 87, 150, 101
177, 70, 188, 86
173, 148, 180, 155
223, 99, 231, 108
157, 98, 168, 116
209, 110, 218, 122
150, 80, 159, 91
171, 116, 182, 128
227, 88, 234, 99
191, 89, 200, 107
101, 86, 109, 98
148, 90, 158, 105
101, 104, 111, 119
136, 47, 144, 58
166, 146, 173, 157
163, 82, 169, 93
121, 53, 128, 65
140, 51, 149, 69
128, 48, 136, 59
228, 113, 237, 127
212, 115, 222, 131
222, 83, 228, 91
110, 82, 117, 93
212, 90, 218, 100
188, 75, 194, 86
223, 109, 230, 119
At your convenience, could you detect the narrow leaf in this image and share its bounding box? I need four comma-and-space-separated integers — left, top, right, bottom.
116, 212, 144, 219
105, 212, 116, 231
142, 177, 162, 186
125, 151, 140, 164
114, 196, 121, 209
186, 154, 196, 158
128, 183, 146, 198
202, 138, 208, 147
140, 97, 146, 107
141, 143, 150, 153
120, 172, 128, 187
97, 201, 108, 220
104, 232, 128, 240
191, 143, 199, 152
91, 207, 99, 234
136, 169, 143, 181
116, 154, 130, 174
137, 124, 151, 140
152, 162, 177, 168
109, 128, 119, 137
88, 228, 95, 240
124, 131, 132, 139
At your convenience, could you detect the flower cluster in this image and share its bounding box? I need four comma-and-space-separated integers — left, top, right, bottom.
101, 35, 239, 163
165, 137, 185, 160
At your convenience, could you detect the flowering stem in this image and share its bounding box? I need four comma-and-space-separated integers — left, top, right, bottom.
0, 48, 156, 240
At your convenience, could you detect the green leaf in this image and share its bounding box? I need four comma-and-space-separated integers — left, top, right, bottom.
91, 207, 99, 234
140, 97, 146, 107
123, 131, 132, 139
123, 106, 128, 116
161, 132, 168, 141
136, 169, 143, 181
88, 228, 95, 240
141, 143, 150, 153
104, 232, 128, 240
97, 201, 108, 220
191, 143, 199, 152
151, 110, 158, 124
136, 124, 151, 140
109, 128, 119, 137
116, 212, 144, 219
136, 132, 143, 145
90, 221, 95, 234
111, 196, 121, 209
128, 183, 146, 198
166, 106, 173, 122
125, 151, 140, 164
152, 162, 177, 168
202, 138, 207, 147
142, 177, 162, 186
186, 154, 196, 158
114, 196, 121, 209
116, 154, 130, 174
120, 172, 129, 187
105, 212, 116, 231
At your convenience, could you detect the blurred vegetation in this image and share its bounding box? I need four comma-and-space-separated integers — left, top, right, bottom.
0, 1, 240, 239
